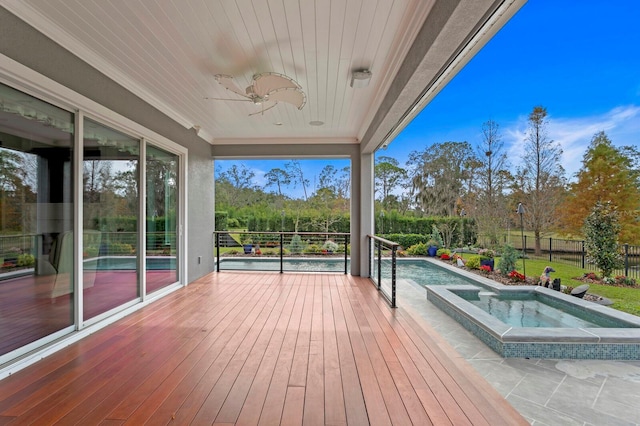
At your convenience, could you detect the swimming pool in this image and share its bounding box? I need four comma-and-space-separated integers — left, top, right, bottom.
218, 257, 348, 273
422, 259, 640, 359
83, 256, 176, 270
460, 290, 630, 328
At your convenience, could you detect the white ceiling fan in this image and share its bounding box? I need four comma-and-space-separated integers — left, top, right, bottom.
208, 72, 306, 116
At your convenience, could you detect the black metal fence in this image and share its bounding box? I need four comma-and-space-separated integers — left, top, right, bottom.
213, 231, 349, 274
502, 234, 640, 280
368, 235, 399, 308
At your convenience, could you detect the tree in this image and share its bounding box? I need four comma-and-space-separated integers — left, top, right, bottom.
474, 120, 509, 246
0, 149, 22, 231
286, 160, 310, 200
264, 168, 291, 196
375, 156, 407, 211
583, 201, 623, 278
334, 166, 351, 203
411, 142, 478, 216
561, 131, 640, 244
519, 106, 566, 254
317, 165, 338, 194
219, 164, 255, 190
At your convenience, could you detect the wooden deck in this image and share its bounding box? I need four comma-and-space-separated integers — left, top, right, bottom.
0, 272, 527, 425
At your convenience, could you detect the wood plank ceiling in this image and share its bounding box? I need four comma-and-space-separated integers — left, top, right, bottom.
1, 0, 523, 151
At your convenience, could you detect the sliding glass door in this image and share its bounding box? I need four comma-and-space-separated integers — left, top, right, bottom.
0, 77, 185, 365
0, 83, 74, 359
83, 119, 140, 320
146, 145, 179, 293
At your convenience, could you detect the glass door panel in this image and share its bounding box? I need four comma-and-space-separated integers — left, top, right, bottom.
146, 145, 178, 293
0, 83, 74, 358
83, 119, 139, 319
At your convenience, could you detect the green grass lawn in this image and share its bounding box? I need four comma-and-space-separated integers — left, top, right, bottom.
459, 254, 640, 317
519, 258, 640, 317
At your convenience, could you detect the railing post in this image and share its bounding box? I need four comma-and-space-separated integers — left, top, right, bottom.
625, 243, 629, 276
377, 240, 382, 290
280, 232, 284, 274
581, 240, 585, 269
215, 232, 220, 272
391, 245, 397, 308
368, 236, 372, 277
344, 234, 348, 274
549, 237, 552, 262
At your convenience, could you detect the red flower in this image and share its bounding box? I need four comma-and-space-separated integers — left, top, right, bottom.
440, 254, 450, 260
508, 270, 526, 281
479, 265, 492, 272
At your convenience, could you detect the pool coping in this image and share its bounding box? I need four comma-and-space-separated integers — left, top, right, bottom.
418, 258, 640, 359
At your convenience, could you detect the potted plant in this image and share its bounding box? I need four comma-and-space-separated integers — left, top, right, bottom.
427, 224, 443, 256
478, 248, 495, 271
426, 239, 439, 257
241, 235, 253, 254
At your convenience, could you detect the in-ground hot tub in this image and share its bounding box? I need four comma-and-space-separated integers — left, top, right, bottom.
421, 259, 640, 359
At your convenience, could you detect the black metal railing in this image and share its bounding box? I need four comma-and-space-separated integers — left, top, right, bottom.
367, 235, 399, 308
213, 231, 349, 274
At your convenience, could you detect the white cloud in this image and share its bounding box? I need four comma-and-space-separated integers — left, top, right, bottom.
250, 167, 267, 187
503, 105, 640, 180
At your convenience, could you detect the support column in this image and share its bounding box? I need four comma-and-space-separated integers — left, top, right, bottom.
358, 152, 374, 277
350, 154, 360, 275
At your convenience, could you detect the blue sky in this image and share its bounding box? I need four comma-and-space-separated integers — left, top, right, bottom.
217, 1, 640, 198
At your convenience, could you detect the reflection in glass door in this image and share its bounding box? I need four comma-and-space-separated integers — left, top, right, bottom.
0, 83, 74, 359
146, 145, 178, 293
83, 119, 139, 319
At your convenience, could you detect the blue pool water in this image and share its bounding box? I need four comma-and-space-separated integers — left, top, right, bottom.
460, 291, 626, 328
84, 256, 176, 270
391, 260, 482, 287
219, 257, 348, 272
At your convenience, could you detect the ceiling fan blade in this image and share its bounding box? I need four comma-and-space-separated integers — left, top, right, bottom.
252, 72, 301, 96
204, 97, 252, 102
267, 88, 306, 110
248, 102, 278, 117
214, 74, 249, 97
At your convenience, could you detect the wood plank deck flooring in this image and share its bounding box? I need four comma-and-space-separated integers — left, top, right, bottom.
0, 272, 528, 425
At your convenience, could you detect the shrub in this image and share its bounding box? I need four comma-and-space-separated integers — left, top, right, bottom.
288, 234, 305, 255
465, 255, 482, 270
497, 244, 518, 276
615, 275, 637, 286
429, 224, 444, 248
84, 246, 99, 258
17, 253, 35, 267
479, 265, 492, 273
226, 218, 240, 229
382, 234, 434, 250
304, 244, 322, 254
406, 242, 428, 256
478, 248, 495, 258
583, 201, 623, 278
322, 240, 339, 252
107, 242, 133, 255
436, 248, 451, 257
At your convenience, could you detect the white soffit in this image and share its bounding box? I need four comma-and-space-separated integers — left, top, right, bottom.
0, 0, 524, 150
